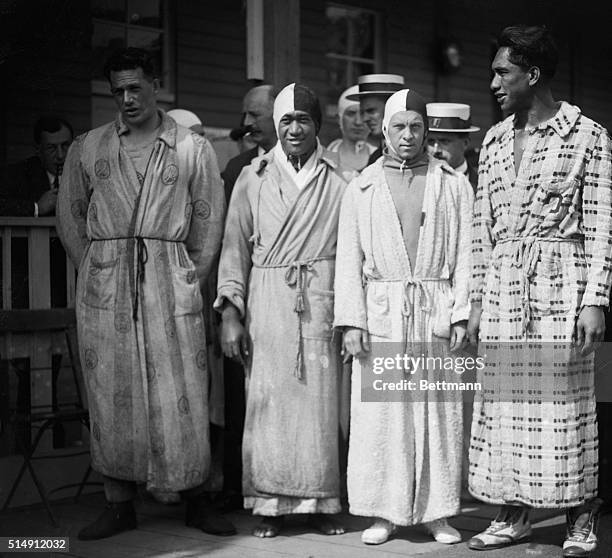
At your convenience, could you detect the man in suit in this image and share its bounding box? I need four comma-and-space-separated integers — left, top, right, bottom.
426, 103, 480, 192
221, 85, 277, 202
219, 84, 277, 510
0, 116, 73, 216
345, 74, 405, 165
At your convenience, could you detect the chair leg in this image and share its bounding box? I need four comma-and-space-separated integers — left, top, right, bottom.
74, 464, 93, 503
2, 420, 58, 527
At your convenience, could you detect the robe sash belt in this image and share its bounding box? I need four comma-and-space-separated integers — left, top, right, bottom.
253, 255, 334, 380
495, 236, 582, 337
91, 236, 183, 321
367, 277, 448, 365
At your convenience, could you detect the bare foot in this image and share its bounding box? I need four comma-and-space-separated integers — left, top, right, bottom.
308, 513, 345, 535
252, 516, 285, 538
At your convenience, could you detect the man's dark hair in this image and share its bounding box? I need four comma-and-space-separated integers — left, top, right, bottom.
33, 116, 73, 144
498, 25, 558, 79
103, 47, 157, 82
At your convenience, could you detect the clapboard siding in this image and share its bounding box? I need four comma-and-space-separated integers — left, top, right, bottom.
2, 1, 612, 164
175, 1, 247, 131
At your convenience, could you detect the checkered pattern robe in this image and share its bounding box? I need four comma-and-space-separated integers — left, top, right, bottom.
469, 102, 612, 508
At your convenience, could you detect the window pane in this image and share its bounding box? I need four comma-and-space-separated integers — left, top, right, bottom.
127, 29, 163, 79
92, 0, 126, 23
326, 56, 348, 95
350, 12, 375, 60
92, 22, 126, 80
128, 0, 161, 27
326, 6, 349, 56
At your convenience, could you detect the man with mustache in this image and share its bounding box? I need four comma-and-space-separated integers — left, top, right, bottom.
221, 85, 277, 203
467, 25, 612, 557
218, 84, 277, 510
216, 83, 346, 538
426, 103, 480, 192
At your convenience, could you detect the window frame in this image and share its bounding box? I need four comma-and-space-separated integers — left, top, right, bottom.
324, 2, 383, 90
90, 0, 175, 102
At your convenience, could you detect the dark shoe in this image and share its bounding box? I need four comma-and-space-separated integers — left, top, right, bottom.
563, 498, 602, 557
186, 496, 236, 536
215, 490, 243, 513
78, 501, 137, 541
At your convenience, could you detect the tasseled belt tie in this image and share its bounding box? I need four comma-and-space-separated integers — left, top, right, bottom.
254, 256, 334, 380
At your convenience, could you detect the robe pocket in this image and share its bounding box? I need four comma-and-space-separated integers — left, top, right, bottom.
431, 288, 455, 339
303, 288, 334, 339
528, 256, 571, 316
538, 178, 578, 222
83, 257, 119, 310
365, 283, 392, 338
171, 264, 203, 316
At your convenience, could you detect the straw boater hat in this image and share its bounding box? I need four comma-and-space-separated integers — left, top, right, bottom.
426, 103, 479, 133
346, 74, 405, 100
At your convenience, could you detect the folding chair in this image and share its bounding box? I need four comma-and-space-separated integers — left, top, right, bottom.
0, 309, 99, 526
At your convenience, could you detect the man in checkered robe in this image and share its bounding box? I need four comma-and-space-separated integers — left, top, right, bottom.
467, 26, 612, 557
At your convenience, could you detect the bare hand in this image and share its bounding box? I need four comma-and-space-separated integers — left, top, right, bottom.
37, 188, 58, 216
574, 306, 606, 356
343, 327, 370, 359
221, 306, 249, 364
467, 302, 483, 346
450, 321, 468, 352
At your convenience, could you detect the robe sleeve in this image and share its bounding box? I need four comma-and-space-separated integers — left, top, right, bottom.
57, 136, 91, 268
214, 166, 254, 318
451, 174, 474, 323
469, 141, 494, 303
581, 128, 612, 308
333, 181, 367, 330
187, 135, 226, 287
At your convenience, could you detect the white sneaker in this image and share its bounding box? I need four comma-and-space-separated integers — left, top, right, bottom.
424, 518, 461, 544
361, 518, 397, 545
562, 499, 602, 557
468, 505, 531, 550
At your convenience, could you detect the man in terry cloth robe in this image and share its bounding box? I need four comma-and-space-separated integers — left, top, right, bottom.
57, 47, 234, 540
467, 26, 612, 556
334, 88, 472, 546
216, 83, 347, 538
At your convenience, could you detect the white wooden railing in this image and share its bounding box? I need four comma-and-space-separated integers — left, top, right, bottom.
1, 217, 76, 310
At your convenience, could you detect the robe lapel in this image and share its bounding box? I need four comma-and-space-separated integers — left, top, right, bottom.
376, 173, 413, 278
261, 162, 330, 265
412, 167, 439, 278
274, 162, 302, 209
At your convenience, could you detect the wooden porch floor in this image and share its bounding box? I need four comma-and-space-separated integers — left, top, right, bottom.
4, 491, 611, 558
